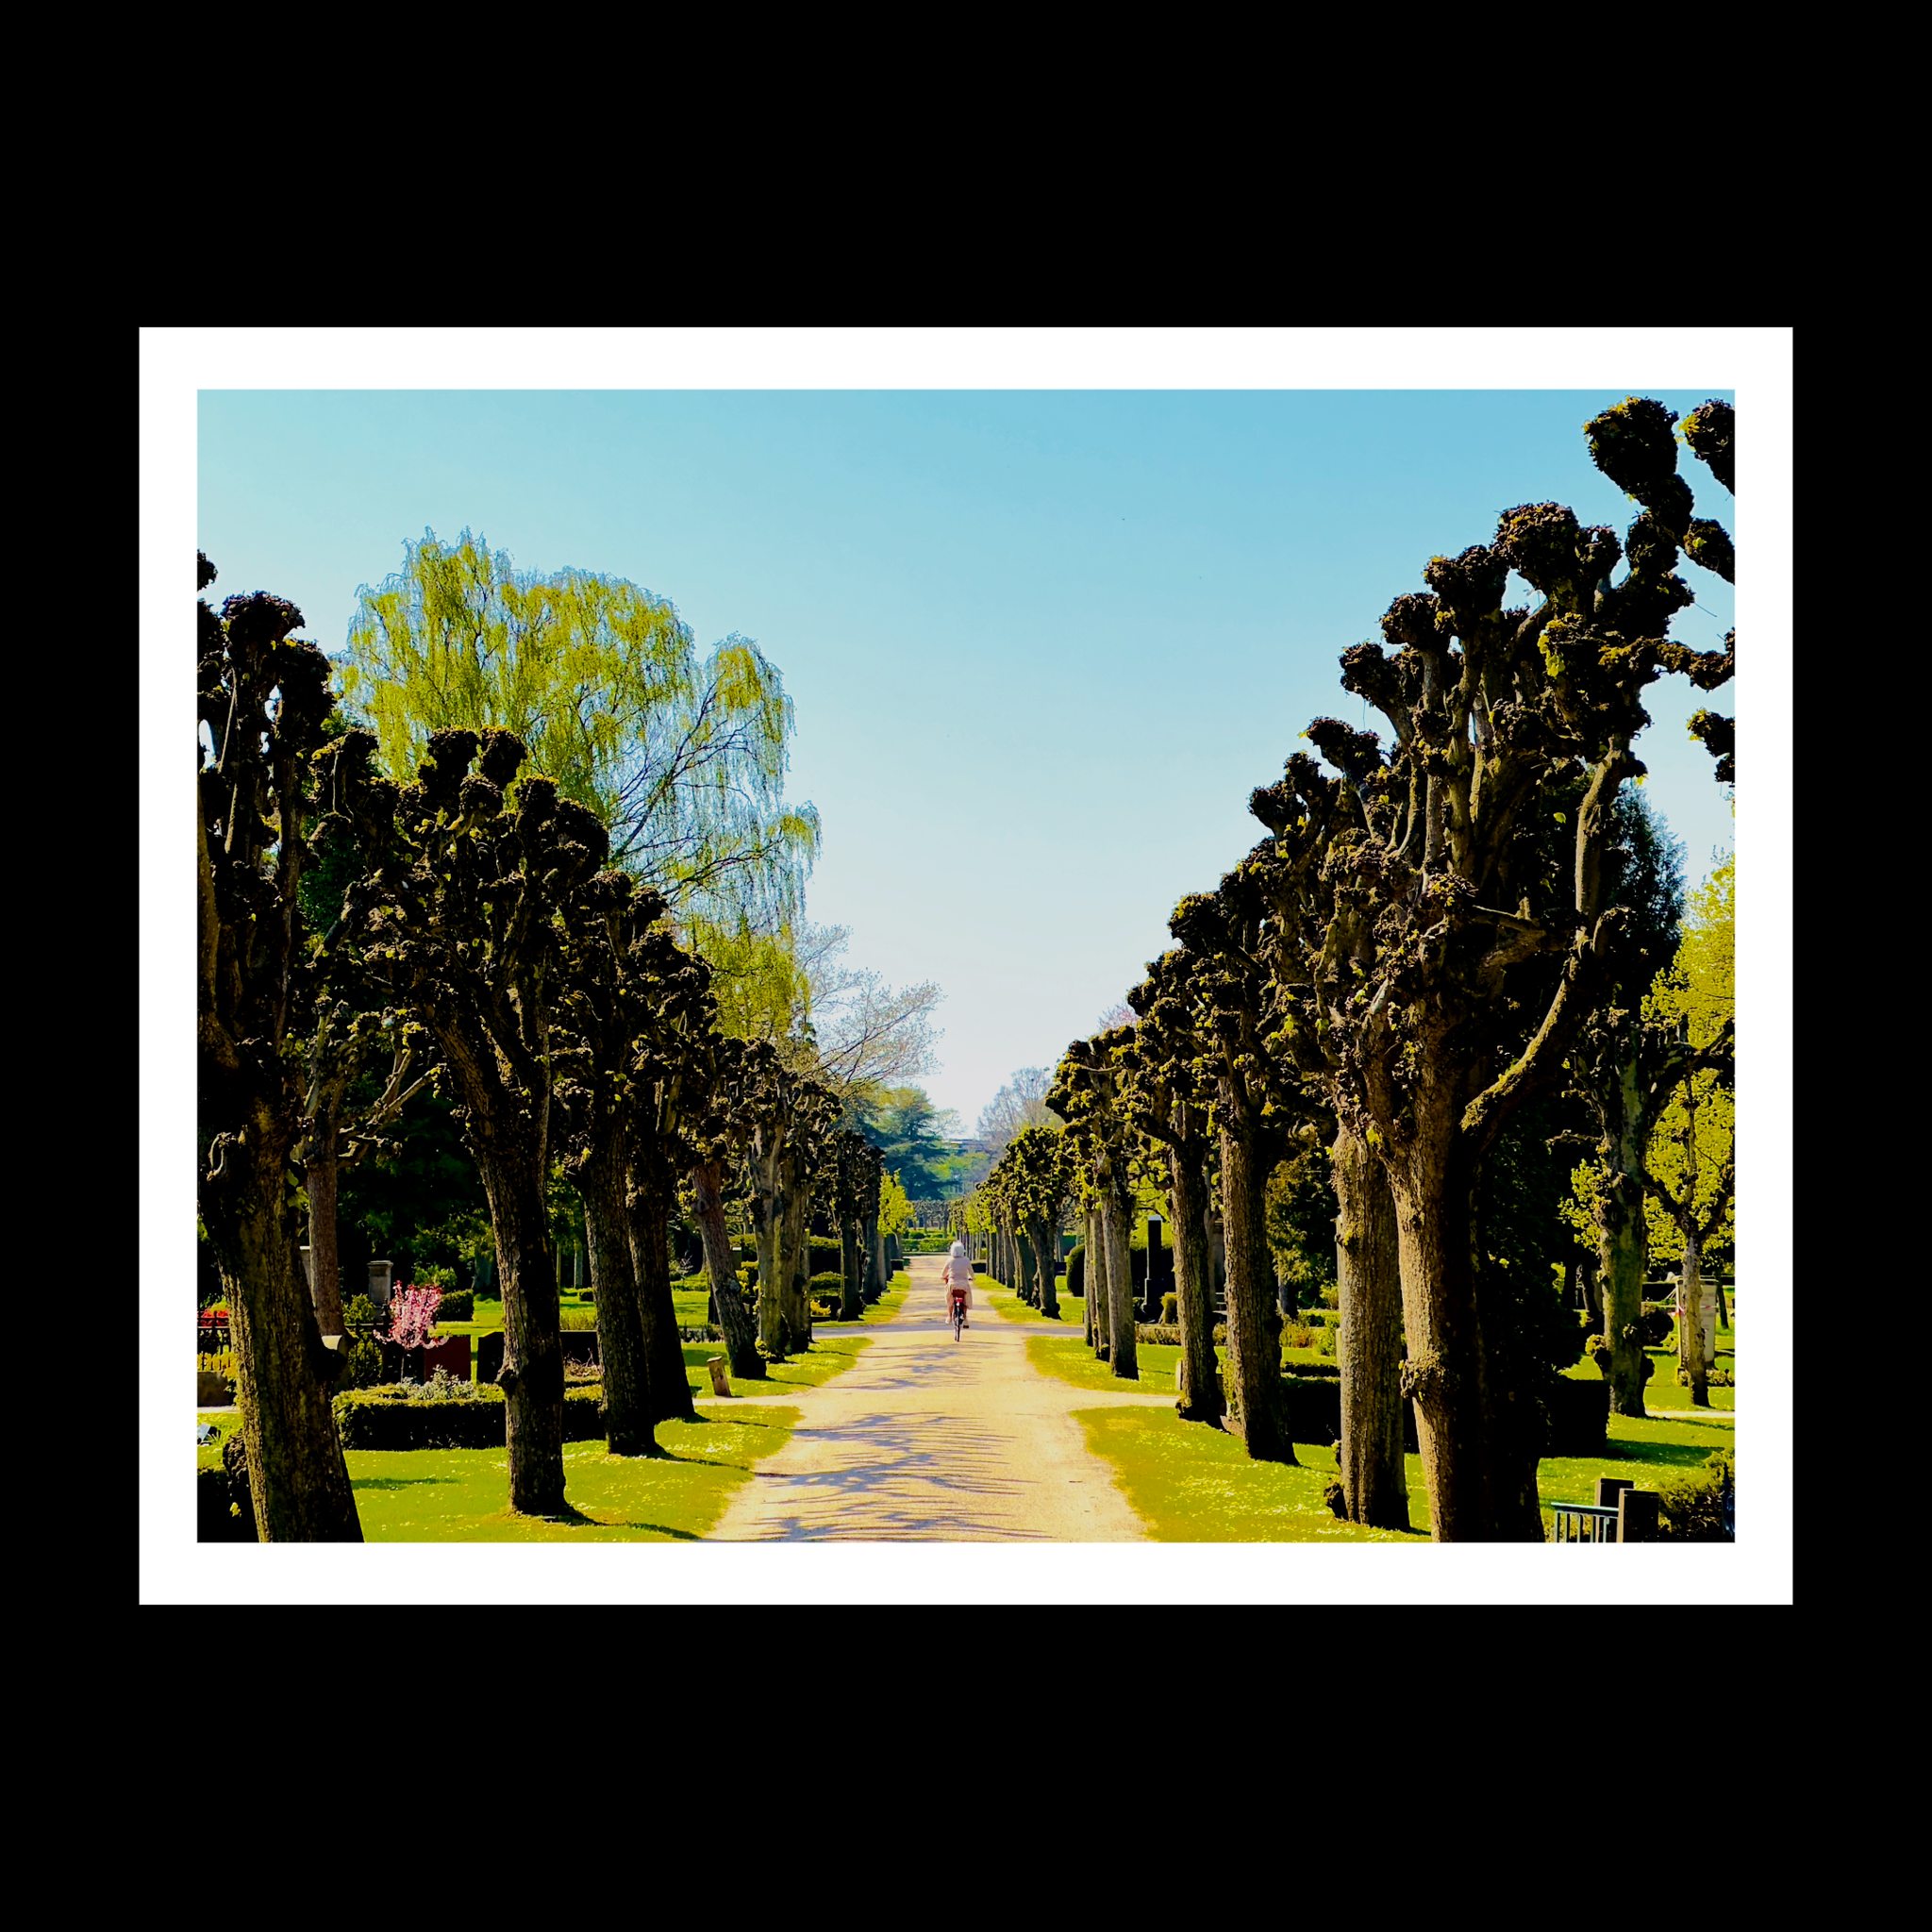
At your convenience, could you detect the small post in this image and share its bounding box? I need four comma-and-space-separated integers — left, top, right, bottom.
1617, 1489, 1660, 1543
1596, 1475, 1635, 1510
706, 1356, 732, 1398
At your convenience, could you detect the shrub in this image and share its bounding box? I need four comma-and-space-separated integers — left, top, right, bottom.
560, 1307, 599, 1331
1065, 1242, 1085, 1294
1676, 1366, 1735, 1388
1315, 1323, 1338, 1357
1639, 1306, 1674, 1346
1657, 1448, 1735, 1541
334, 1383, 607, 1451
808, 1239, 843, 1274
417, 1262, 458, 1292
343, 1293, 380, 1328
1160, 1292, 1179, 1324
1211, 1322, 1226, 1345
1282, 1358, 1340, 1380
564, 1357, 603, 1383
1283, 1322, 1317, 1350
1585, 1333, 1613, 1374
435, 1288, 475, 1323
1318, 1284, 1339, 1310
344, 1337, 386, 1389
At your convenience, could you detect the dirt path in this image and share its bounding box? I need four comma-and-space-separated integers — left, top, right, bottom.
708, 1255, 1172, 1541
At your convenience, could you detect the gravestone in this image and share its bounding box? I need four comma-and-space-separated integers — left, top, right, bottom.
1617, 1489, 1660, 1543
1595, 1476, 1635, 1510
707, 1357, 732, 1397
368, 1259, 394, 1308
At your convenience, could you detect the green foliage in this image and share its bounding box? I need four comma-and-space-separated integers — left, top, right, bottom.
340, 527, 818, 928
1161, 1291, 1179, 1324
1065, 1241, 1085, 1294
333, 1383, 608, 1452
1657, 1448, 1735, 1540
434, 1288, 475, 1323
343, 1293, 380, 1328
559, 1307, 599, 1332
1265, 1148, 1339, 1304
1644, 857, 1736, 1266
344, 1337, 386, 1389
417, 1263, 458, 1292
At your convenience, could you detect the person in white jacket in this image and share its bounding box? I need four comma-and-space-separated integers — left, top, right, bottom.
941, 1239, 974, 1329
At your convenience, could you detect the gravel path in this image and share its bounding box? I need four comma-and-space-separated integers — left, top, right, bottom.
708, 1255, 1172, 1541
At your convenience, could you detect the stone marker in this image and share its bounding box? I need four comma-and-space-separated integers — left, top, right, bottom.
368, 1259, 394, 1307
707, 1356, 732, 1398
1174, 1359, 1184, 1391
1617, 1489, 1660, 1543
1596, 1475, 1635, 1509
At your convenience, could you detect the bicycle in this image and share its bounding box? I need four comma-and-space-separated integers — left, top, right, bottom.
950, 1291, 967, 1342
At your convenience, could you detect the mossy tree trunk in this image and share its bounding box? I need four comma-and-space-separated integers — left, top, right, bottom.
1101, 1185, 1138, 1380
211, 1135, 361, 1541
480, 1146, 568, 1514
1597, 1050, 1651, 1418
1333, 1124, 1405, 1527
1220, 1109, 1291, 1463
580, 1144, 654, 1456
1029, 1215, 1059, 1318
627, 1167, 697, 1424
1169, 1142, 1223, 1424
692, 1157, 764, 1379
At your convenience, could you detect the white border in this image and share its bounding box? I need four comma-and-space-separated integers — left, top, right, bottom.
142, 328, 1792, 1604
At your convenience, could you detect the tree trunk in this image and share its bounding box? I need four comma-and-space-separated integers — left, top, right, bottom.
692, 1158, 764, 1380
1598, 1051, 1651, 1417
751, 1166, 788, 1359
1579, 1256, 1603, 1328
1031, 1216, 1060, 1319
863, 1210, 884, 1299
1169, 1143, 1223, 1424
1713, 1273, 1728, 1330
628, 1169, 697, 1424
840, 1216, 864, 1320
1220, 1115, 1291, 1463
1101, 1185, 1138, 1380
1333, 1124, 1406, 1528
1387, 1106, 1534, 1541
480, 1154, 567, 1515
1084, 1208, 1103, 1356
783, 1175, 811, 1347
1679, 1224, 1710, 1407
579, 1149, 654, 1456
305, 1121, 345, 1338
212, 1138, 362, 1541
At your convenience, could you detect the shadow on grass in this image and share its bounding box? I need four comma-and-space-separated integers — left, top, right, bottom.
1594, 1440, 1724, 1470
353, 1475, 457, 1491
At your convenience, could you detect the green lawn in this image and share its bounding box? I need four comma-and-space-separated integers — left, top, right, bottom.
1075, 1401, 1736, 1541
679, 1328, 874, 1398
983, 1273, 1088, 1328
347, 1407, 797, 1541
1560, 1303, 1737, 1411
811, 1269, 914, 1326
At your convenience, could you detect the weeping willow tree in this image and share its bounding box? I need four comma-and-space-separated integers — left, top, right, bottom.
340, 529, 820, 928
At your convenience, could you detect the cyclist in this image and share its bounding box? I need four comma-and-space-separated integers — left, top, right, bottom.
941, 1238, 974, 1338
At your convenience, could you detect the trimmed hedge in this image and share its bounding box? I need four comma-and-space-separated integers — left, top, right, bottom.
1279, 1375, 1422, 1454
333, 1383, 608, 1451
808, 1239, 844, 1275
436, 1288, 475, 1323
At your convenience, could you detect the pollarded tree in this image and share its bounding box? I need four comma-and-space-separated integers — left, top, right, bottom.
553, 871, 660, 1454
686, 1032, 768, 1384
1244, 752, 1407, 1522
1302, 396, 1735, 1540
313, 724, 609, 1515
196, 555, 361, 1541
1120, 953, 1224, 1424
1047, 1038, 1139, 1379
1003, 1124, 1072, 1320
1169, 868, 1296, 1463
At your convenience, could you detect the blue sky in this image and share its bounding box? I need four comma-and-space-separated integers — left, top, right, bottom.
199, 387, 1737, 1132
